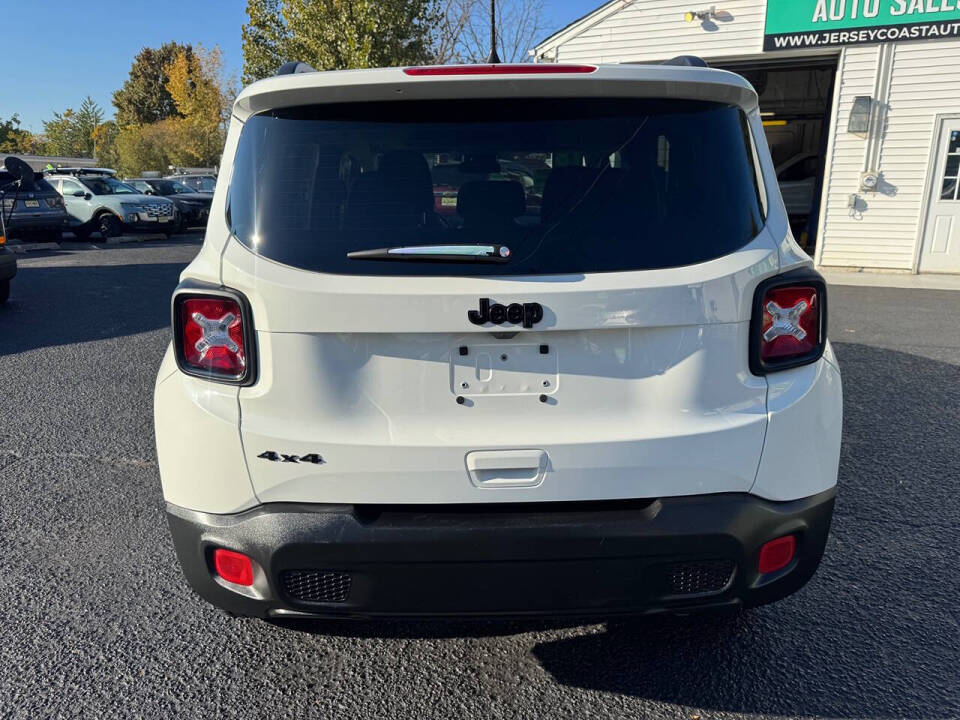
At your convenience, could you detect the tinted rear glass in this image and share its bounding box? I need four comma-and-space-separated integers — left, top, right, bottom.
0, 172, 57, 194
229, 98, 764, 276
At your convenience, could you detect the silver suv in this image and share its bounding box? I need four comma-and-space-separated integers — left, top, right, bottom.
45, 169, 176, 240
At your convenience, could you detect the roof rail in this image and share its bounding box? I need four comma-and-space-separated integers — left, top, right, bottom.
43, 167, 116, 176
276, 61, 317, 76
662, 55, 710, 68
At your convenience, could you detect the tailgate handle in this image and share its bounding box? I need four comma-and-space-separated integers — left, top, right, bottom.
466, 450, 547, 488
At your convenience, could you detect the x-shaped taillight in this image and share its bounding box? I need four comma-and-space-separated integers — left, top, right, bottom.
763, 300, 809, 342
191, 311, 239, 359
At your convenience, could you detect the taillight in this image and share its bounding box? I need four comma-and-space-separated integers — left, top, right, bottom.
45, 196, 64, 208
750, 269, 827, 375
172, 287, 255, 384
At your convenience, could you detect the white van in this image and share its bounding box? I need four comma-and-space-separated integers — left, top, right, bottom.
154, 61, 842, 619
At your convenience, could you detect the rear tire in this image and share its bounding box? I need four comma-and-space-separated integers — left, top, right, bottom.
97, 213, 122, 239
0, 279, 9, 305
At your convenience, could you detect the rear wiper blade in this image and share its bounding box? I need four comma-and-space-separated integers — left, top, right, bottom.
347, 244, 511, 263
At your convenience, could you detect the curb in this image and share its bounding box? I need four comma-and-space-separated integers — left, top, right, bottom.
6, 233, 170, 254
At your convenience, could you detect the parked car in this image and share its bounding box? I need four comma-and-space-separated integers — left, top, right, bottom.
1, 157, 68, 243
776, 152, 820, 217
164, 173, 217, 193
45, 169, 176, 240
0, 240, 14, 304
126, 177, 213, 232
156, 61, 842, 620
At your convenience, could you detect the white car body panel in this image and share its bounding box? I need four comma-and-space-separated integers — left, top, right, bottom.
154, 346, 254, 514
154, 64, 842, 514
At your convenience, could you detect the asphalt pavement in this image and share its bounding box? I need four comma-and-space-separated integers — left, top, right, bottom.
0, 239, 958, 719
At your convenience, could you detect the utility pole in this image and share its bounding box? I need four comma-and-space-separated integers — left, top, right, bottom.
486, 0, 501, 64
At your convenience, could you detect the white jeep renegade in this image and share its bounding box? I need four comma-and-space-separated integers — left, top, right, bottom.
154, 60, 842, 619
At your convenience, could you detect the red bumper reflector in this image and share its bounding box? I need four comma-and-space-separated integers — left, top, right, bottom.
213, 548, 254, 586
758, 535, 796, 574
403, 64, 597, 76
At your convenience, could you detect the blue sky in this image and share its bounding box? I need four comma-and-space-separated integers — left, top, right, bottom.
0, 0, 600, 132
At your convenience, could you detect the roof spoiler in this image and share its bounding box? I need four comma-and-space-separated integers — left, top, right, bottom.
662, 55, 710, 68
276, 61, 317, 76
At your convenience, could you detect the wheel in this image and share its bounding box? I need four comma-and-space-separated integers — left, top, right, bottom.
0, 279, 9, 305
97, 213, 122, 239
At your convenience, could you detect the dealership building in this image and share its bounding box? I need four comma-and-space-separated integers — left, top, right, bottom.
535, 0, 960, 274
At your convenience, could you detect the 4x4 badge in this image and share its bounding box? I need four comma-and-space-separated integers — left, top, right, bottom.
468, 298, 544, 329
257, 451, 324, 464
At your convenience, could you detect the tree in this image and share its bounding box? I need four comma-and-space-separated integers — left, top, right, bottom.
0, 114, 45, 154
241, 0, 439, 81
165, 45, 232, 167
435, 0, 547, 63
92, 121, 120, 168
242, 0, 287, 84
113, 42, 195, 126
116, 120, 176, 176
43, 97, 104, 157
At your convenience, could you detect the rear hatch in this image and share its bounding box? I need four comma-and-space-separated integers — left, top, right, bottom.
0, 172, 65, 222
222, 69, 780, 505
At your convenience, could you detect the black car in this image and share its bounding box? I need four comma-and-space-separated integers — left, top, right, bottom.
163, 173, 216, 193
126, 178, 213, 232
0, 241, 14, 304
0, 165, 69, 242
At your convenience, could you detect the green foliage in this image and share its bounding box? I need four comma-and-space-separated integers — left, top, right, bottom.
1, 114, 30, 153
42, 97, 104, 157
241, 0, 439, 82
112, 42, 195, 126
164, 45, 232, 167
92, 121, 120, 169
116, 120, 176, 176
242, 0, 287, 84
113, 44, 232, 176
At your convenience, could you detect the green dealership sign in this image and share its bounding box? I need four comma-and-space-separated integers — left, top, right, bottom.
764, 0, 960, 50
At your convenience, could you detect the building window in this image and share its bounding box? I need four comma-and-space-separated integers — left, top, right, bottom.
941, 130, 960, 201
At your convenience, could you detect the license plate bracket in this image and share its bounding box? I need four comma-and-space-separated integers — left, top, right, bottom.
451, 343, 558, 396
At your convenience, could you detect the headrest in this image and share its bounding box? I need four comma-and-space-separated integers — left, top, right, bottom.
378, 151, 434, 212
456, 180, 525, 224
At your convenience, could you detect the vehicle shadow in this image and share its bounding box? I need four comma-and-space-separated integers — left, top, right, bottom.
272, 342, 960, 718
528, 342, 960, 719
0, 261, 185, 355
268, 615, 594, 640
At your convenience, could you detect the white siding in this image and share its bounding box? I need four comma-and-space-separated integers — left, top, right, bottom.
818, 46, 889, 268
541, 0, 768, 64
820, 40, 960, 269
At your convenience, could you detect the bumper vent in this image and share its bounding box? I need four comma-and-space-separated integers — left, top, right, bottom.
281, 570, 352, 603
668, 560, 735, 596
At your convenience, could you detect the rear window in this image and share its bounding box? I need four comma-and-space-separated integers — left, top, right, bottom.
0, 172, 56, 194
228, 98, 764, 276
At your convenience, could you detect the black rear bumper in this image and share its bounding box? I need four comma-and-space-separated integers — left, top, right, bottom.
5, 212, 68, 233
167, 489, 835, 619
